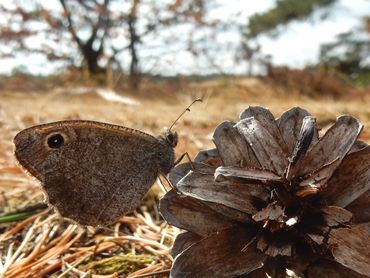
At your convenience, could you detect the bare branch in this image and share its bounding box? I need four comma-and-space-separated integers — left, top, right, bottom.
58, 0, 83, 49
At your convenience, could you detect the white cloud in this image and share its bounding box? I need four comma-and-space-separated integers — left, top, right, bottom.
258, 0, 370, 68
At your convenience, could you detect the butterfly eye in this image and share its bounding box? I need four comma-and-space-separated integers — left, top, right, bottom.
167, 133, 174, 142
166, 131, 178, 147
47, 134, 65, 149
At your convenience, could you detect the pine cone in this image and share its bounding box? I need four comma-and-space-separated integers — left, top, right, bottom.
160, 106, 370, 277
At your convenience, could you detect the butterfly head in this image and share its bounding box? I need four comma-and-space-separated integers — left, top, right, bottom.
156, 130, 178, 175
164, 130, 178, 148
163, 98, 201, 149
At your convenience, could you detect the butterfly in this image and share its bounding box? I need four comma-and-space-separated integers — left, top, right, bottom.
14, 99, 201, 226
14, 120, 178, 226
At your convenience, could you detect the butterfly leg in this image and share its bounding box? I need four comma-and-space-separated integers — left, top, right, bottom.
174, 152, 194, 169
158, 175, 173, 191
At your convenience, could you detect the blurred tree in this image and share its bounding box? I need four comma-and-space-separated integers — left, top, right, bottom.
0, 1, 110, 74
320, 18, 370, 84
0, 0, 209, 88
234, 41, 261, 76
245, 0, 337, 38
320, 33, 370, 77
244, 0, 370, 84
239, 0, 338, 76
59, 0, 109, 75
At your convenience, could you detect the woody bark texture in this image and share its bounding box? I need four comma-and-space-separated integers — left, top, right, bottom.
160, 106, 370, 278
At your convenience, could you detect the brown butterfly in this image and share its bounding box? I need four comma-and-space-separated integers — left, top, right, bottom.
14, 99, 201, 226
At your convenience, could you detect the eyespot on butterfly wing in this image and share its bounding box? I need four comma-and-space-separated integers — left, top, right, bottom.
14, 120, 177, 226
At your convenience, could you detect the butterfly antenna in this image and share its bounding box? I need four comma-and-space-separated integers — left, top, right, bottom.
168, 98, 202, 132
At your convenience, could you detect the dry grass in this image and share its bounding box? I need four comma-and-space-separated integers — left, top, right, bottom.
0, 77, 370, 277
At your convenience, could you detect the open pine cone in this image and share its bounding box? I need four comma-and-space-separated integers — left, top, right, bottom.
160, 106, 370, 277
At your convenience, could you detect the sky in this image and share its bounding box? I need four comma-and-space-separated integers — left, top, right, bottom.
0, 0, 369, 76
258, 0, 370, 68
165, 0, 370, 75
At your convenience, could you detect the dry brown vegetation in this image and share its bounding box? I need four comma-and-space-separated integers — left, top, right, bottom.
0, 76, 370, 277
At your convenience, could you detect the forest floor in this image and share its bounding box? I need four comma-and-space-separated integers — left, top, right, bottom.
0, 77, 370, 277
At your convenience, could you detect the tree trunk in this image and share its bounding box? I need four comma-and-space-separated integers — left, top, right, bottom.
81, 43, 103, 75
128, 0, 141, 90
59, 0, 107, 77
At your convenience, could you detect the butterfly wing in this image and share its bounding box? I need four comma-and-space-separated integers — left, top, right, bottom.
14, 120, 161, 226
